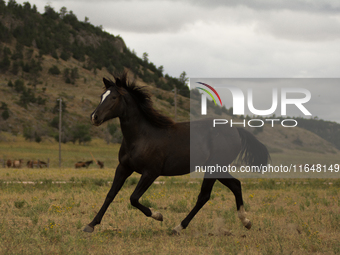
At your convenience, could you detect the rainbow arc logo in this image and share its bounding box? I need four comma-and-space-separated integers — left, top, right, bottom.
196, 82, 222, 115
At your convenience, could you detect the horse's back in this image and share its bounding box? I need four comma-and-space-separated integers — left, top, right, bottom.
157, 120, 242, 176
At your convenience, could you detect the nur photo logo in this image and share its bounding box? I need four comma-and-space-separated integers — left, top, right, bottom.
196, 82, 222, 115
195, 80, 312, 128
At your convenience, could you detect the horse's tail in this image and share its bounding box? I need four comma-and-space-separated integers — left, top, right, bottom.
237, 128, 270, 170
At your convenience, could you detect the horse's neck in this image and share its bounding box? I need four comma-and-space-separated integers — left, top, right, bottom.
119, 109, 152, 144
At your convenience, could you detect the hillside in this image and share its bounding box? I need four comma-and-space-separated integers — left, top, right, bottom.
0, 1, 190, 143
0, 1, 339, 156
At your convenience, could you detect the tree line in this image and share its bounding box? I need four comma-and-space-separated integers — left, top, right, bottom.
0, 0, 189, 97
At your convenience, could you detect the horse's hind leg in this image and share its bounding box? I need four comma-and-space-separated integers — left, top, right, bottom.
129, 173, 163, 221
218, 178, 251, 230
173, 178, 216, 235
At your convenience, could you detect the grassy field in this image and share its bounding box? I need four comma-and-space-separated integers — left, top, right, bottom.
1, 136, 340, 254
1, 174, 340, 254
1, 132, 339, 179
0, 134, 120, 170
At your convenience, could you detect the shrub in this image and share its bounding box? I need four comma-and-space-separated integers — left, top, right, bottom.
14, 79, 25, 92
35, 132, 42, 143
60, 51, 70, 61
48, 65, 61, 75
63, 67, 78, 84
0, 102, 8, 110
293, 137, 303, 146
72, 124, 91, 144
23, 125, 34, 141
1, 110, 9, 120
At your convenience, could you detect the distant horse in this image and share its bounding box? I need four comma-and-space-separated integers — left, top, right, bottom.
27, 160, 40, 168
75, 160, 93, 169
13, 159, 23, 168
97, 160, 104, 169
84, 73, 270, 234
6, 159, 12, 168
27, 160, 47, 168
39, 161, 48, 167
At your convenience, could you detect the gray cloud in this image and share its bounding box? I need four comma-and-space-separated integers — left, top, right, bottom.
16, 0, 340, 41
54, 0, 340, 13
181, 0, 340, 13
255, 10, 340, 41
101, 1, 340, 42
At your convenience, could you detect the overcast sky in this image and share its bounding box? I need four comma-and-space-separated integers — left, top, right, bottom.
7, 0, 340, 122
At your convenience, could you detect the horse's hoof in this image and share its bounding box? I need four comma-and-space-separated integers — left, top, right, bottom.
151, 211, 163, 221
172, 229, 181, 235
83, 225, 94, 233
172, 224, 183, 235
245, 221, 252, 230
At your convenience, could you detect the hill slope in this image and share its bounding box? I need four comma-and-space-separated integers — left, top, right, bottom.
0, 1, 190, 143
0, 1, 339, 156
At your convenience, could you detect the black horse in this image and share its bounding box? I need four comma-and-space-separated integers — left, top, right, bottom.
84, 72, 270, 234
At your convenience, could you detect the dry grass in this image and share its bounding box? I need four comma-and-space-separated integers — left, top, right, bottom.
0, 173, 340, 254
0, 138, 340, 254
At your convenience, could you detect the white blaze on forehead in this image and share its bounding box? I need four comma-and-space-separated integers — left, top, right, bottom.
92, 90, 111, 121
101, 90, 111, 104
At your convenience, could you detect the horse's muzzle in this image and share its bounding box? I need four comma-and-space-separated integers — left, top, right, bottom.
91, 112, 102, 126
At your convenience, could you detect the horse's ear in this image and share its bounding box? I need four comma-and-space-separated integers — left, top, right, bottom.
103, 78, 112, 89
115, 77, 121, 86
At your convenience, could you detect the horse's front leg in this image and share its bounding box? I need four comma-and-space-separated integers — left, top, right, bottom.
83, 164, 133, 233
130, 173, 162, 221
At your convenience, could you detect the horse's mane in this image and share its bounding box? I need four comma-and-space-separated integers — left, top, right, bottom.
106, 72, 175, 128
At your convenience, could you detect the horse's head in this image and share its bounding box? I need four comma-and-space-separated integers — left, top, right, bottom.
91, 72, 174, 128
91, 78, 125, 126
